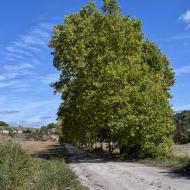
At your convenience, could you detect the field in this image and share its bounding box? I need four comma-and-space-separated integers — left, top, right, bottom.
172, 143, 190, 157
20, 141, 58, 155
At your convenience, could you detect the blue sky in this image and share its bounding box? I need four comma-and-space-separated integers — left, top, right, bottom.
0, 0, 190, 127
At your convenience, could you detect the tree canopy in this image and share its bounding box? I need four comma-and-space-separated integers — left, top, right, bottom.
174, 111, 190, 144
0, 121, 9, 127
50, 0, 175, 158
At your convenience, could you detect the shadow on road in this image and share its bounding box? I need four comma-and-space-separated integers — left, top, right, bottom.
31, 143, 123, 163
31, 142, 190, 179
172, 162, 190, 178
31, 144, 66, 160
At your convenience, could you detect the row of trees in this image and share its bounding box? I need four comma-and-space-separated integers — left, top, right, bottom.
21, 123, 58, 141
174, 111, 190, 144
50, 0, 175, 158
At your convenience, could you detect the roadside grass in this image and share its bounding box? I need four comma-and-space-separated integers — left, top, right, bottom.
139, 155, 188, 168
28, 159, 83, 190
139, 154, 190, 176
86, 143, 190, 176
0, 142, 31, 190
0, 141, 83, 190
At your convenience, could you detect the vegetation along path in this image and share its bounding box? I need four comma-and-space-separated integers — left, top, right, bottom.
64, 143, 190, 190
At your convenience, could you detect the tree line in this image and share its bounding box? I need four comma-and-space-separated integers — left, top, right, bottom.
50, 0, 175, 158
174, 111, 190, 144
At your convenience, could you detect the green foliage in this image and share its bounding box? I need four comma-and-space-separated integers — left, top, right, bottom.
0, 142, 31, 189
8, 129, 16, 138
22, 128, 32, 134
0, 142, 82, 190
50, 0, 175, 157
0, 121, 9, 127
28, 159, 82, 190
40, 126, 49, 135
47, 123, 57, 129
173, 110, 190, 144
23, 123, 58, 141
102, 0, 120, 14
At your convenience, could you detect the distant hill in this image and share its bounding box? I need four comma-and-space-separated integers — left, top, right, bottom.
174, 110, 190, 144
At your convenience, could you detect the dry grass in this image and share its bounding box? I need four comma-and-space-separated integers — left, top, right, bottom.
172, 143, 190, 158
0, 134, 12, 142
20, 141, 57, 155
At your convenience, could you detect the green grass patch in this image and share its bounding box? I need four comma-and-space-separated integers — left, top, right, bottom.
28, 159, 82, 190
0, 142, 31, 190
0, 142, 83, 190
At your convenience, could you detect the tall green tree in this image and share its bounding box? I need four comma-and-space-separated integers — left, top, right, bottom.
173, 110, 190, 144
50, 0, 175, 157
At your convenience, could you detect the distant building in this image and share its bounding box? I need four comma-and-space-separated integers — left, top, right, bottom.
0, 126, 8, 134
17, 130, 23, 134
0, 126, 23, 134
2, 129, 9, 134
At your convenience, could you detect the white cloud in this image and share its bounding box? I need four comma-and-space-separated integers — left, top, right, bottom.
179, 10, 190, 22
5, 22, 52, 58
169, 35, 190, 41
179, 10, 190, 29
12, 100, 58, 127
0, 22, 53, 83
173, 104, 190, 112
174, 65, 190, 76
0, 110, 19, 115
0, 80, 20, 88
40, 73, 59, 85
0, 80, 31, 92
0, 97, 59, 127
3, 63, 33, 72
0, 22, 59, 127
0, 76, 6, 81
1, 22, 52, 71
6, 46, 32, 57
0, 63, 34, 81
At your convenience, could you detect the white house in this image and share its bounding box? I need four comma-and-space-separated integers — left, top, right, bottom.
1, 129, 9, 134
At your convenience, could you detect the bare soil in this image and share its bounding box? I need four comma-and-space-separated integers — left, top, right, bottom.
20, 140, 57, 154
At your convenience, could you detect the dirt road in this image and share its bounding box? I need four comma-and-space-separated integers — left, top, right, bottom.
19, 141, 190, 190
65, 143, 190, 190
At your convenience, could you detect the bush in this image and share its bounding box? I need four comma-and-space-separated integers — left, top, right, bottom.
173, 110, 190, 144
0, 142, 83, 190
28, 159, 82, 190
22, 128, 32, 134
8, 129, 16, 138
0, 142, 31, 190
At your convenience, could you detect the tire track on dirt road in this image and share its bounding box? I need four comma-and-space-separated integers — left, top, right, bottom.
65, 143, 190, 190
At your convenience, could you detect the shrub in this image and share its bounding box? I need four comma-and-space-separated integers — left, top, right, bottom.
8, 129, 16, 138
28, 159, 82, 190
0, 142, 83, 190
0, 142, 31, 190
22, 128, 32, 134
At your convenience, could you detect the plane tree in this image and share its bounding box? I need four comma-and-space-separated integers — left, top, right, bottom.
50, 0, 175, 158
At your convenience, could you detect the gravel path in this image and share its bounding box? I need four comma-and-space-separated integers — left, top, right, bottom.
65, 143, 190, 190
